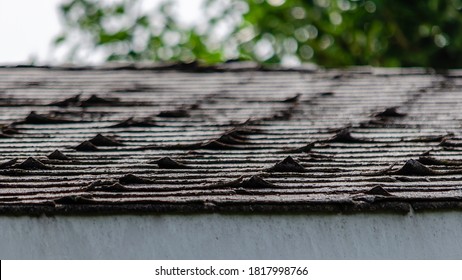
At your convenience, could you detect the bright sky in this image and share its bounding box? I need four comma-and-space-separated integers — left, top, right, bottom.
0, 0, 62, 65
0, 0, 203, 65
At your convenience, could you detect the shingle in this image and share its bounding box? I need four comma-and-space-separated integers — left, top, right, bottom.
1, 65, 462, 215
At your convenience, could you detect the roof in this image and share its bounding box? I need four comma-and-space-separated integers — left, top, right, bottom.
1, 64, 462, 215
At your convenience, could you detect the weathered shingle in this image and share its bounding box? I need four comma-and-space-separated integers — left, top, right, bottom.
1, 65, 462, 215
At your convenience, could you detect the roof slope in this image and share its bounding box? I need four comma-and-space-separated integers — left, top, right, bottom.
1, 65, 462, 215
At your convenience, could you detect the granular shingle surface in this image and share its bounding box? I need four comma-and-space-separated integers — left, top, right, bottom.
1, 64, 462, 215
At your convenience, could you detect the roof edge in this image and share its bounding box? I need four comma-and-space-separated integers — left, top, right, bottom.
0, 62, 444, 76
0, 61, 320, 73
3, 200, 462, 216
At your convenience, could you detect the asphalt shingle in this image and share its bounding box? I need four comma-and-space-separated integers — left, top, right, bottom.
1, 65, 462, 214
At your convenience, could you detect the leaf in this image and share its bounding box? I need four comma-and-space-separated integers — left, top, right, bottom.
54, 35, 66, 45
98, 30, 131, 44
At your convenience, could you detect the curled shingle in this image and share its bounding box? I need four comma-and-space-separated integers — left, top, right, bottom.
267, 156, 306, 172
269, 108, 293, 121
54, 195, 94, 205
209, 175, 276, 190
0, 159, 17, 169
1, 125, 19, 135
201, 140, 239, 150
48, 94, 81, 107
157, 109, 190, 118
22, 111, 75, 124
374, 107, 407, 118
391, 159, 436, 176
89, 134, 123, 146
440, 138, 462, 147
282, 93, 301, 103
119, 174, 155, 184
17, 157, 50, 170
80, 95, 120, 107
328, 128, 375, 143
75, 141, 99, 151
152, 157, 191, 169
238, 175, 277, 189
110, 117, 157, 128
216, 134, 247, 145
364, 186, 393, 196
405, 133, 453, 143
418, 156, 462, 166
47, 150, 70, 160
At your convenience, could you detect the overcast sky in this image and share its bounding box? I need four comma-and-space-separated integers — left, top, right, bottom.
0, 0, 62, 64
0, 0, 203, 65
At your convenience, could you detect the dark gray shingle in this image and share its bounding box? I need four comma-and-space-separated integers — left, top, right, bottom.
1, 65, 462, 215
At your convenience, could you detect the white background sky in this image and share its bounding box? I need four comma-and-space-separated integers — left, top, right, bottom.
0, 0, 62, 65
0, 0, 203, 65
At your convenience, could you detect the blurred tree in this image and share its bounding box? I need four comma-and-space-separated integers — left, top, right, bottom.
55, 0, 462, 68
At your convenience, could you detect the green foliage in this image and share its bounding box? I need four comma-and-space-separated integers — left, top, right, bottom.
55, 0, 462, 68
